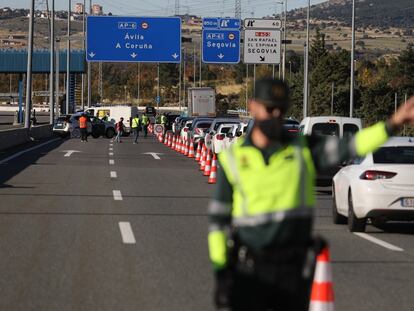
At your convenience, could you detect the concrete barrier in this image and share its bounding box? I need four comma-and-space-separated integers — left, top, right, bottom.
0, 124, 54, 151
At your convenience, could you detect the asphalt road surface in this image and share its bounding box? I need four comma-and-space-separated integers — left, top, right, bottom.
0, 134, 413, 311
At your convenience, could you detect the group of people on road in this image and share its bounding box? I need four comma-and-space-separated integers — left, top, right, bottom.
113, 114, 151, 144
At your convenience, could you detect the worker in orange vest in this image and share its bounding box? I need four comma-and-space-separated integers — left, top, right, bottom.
79, 113, 88, 142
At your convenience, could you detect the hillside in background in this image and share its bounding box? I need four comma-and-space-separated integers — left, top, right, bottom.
290, 0, 414, 29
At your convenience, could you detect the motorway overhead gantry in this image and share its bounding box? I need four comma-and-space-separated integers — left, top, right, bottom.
86, 16, 182, 63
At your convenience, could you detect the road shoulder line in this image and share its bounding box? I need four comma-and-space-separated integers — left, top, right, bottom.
354, 232, 404, 252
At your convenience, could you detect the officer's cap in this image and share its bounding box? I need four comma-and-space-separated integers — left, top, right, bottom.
254, 78, 290, 113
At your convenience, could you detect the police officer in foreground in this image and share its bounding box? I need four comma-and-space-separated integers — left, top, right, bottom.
208, 79, 414, 311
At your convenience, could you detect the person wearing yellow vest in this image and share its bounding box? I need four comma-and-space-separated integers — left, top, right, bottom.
131, 114, 141, 144
141, 114, 150, 138
208, 78, 414, 310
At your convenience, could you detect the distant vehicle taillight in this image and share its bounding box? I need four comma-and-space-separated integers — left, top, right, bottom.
216, 134, 225, 140
288, 129, 299, 133
360, 170, 397, 180
184, 128, 189, 132
196, 128, 202, 134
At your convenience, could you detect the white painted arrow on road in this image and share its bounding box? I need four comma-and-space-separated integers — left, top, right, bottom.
62, 150, 81, 157
131, 53, 137, 58
142, 152, 163, 160
89, 52, 96, 58
218, 53, 224, 59
172, 53, 179, 59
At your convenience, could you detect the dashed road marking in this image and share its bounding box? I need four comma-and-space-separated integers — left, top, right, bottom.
109, 152, 114, 156
109, 159, 115, 165
110, 171, 117, 178
118, 222, 136, 244
113, 190, 123, 201
354, 233, 404, 252
109, 147, 113, 151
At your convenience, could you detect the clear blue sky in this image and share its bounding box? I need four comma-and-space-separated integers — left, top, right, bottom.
0, 0, 326, 18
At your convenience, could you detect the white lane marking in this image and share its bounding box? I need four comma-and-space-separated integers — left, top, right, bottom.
113, 190, 123, 201
0, 138, 60, 165
109, 147, 113, 151
109, 159, 115, 165
109, 152, 114, 156
62, 150, 81, 157
354, 233, 404, 252
110, 171, 117, 178
118, 222, 136, 244
142, 152, 163, 160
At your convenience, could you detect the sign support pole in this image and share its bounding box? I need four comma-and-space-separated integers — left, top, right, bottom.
157, 63, 160, 109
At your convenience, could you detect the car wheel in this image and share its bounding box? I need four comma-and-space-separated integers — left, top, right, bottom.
106, 128, 115, 139
332, 183, 347, 225
92, 132, 100, 139
348, 190, 366, 232
71, 128, 81, 139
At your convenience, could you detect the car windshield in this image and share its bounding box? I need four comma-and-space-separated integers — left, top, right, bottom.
312, 123, 339, 137
196, 122, 212, 129
373, 146, 414, 164
214, 121, 239, 131
220, 127, 232, 134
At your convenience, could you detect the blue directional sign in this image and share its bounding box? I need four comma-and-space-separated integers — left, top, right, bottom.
86, 16, 181, 63
202, 17, 241, 64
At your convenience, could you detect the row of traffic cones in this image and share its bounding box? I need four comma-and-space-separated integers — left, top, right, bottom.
158, 132, 217, 184
155, 132, 334, 311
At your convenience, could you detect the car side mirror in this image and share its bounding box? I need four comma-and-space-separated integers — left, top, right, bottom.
236, 131, 243, 137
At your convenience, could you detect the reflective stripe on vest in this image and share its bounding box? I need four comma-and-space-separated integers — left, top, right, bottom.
218, 137, 316, 226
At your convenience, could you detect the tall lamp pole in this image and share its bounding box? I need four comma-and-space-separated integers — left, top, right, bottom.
66, 0, 71, 114
87, 0, 92, 107
49, 0, 55, 124
25, 0, 35, 129
350, 0, 356, 118
303, 0, 310, 119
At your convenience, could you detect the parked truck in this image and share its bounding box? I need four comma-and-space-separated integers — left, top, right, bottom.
187, 87, 216, 116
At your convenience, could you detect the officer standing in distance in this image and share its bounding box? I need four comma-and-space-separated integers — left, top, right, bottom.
141, 114, 150, 138
208, 78, 414, 311
131, 114, 141, 144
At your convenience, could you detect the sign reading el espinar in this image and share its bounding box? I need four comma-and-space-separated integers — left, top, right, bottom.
86, 16, 181, 63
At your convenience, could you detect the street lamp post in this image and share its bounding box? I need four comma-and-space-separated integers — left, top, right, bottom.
66, 0, 71, 115
49, 0, 55, 124
350, 0, 356, 118
303, 0, 310, 119
25, 0, 35, 129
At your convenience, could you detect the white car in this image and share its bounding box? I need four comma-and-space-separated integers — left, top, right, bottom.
211, 124, 240, 154
332, 137, 414, 232
180, 120, 193, 141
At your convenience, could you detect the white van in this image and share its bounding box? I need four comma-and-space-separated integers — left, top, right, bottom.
299, 116, 362, 186
84, 106, 139, 133
299, 116, 362, 139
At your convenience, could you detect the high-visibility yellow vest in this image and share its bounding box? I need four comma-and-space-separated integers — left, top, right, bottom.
141, 115, 149, 125
131, 117, 140, 128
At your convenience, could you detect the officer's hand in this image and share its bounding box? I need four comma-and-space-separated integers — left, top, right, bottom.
390, 96, 414, 128
214, 269, 232, 309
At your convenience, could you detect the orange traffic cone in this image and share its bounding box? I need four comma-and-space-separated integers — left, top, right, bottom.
188, 139, 195, 158
184, 140, 190, 157
204, 149, 211, 176
309, 247, 335, 311
208, 153, 217, 183
171, 136, 176, 149
168, 134, 172, 147
200, 144, 206, 171
175, 137, 181, 152
195, 141, 201, 162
